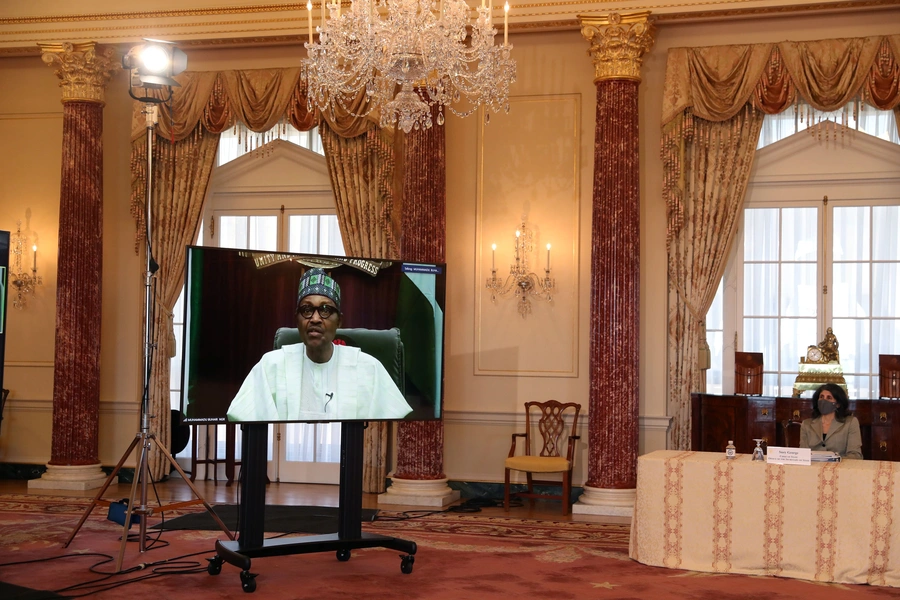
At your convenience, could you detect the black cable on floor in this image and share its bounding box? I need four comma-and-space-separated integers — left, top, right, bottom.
372, 497, 523, 521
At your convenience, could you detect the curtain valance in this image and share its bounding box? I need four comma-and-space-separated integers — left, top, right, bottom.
662, 34, 900, 125
129, 67, 375, 140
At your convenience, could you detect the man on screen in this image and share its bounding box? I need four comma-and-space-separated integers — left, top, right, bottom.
226, 268, 413, 422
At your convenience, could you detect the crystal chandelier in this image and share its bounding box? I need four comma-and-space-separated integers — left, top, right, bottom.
10, 220, 42, 310
303, 0, 516, 133
486, 219, 554, 318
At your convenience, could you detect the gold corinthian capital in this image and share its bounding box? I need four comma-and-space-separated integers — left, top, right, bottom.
39, 42, 118, 105
579, 12, 655, 83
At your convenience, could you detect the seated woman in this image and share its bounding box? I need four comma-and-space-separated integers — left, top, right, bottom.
799, 383, 862, 459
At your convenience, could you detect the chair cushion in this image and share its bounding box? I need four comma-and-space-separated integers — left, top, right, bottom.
505, 456, 570, 473
273, 327, 404, 388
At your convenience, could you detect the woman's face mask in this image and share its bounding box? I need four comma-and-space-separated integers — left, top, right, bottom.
818, 390, 838, 415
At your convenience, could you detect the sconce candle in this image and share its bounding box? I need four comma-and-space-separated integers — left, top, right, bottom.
307, 2, 313, 43
11, 220, 43, 310
485, 219, 556, 318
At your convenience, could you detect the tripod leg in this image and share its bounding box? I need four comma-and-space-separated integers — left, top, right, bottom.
115, 433, 150, 573
149, 435, 235, 540
63, 433, 142, 548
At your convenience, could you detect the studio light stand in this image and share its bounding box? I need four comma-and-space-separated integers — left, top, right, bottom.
64, 44, 232, 572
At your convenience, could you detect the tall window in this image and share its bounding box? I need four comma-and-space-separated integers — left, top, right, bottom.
706, 108, 900, 397
742, 206, 819, 396
170, 123, 341, 472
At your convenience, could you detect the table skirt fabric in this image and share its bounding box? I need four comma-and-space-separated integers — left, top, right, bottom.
629, 450, 900, 586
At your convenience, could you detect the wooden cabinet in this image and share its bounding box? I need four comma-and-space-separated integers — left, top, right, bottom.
691, 393, 900, 461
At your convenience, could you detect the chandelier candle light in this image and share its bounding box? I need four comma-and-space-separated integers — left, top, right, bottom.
304, 0, 516, 133
10, 220, 42, 310
486, 219, 555, 318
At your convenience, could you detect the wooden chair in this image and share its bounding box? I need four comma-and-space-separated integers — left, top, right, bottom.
880, 355, 900, 399
504, 400, 581, 515
735, 352, 764, 396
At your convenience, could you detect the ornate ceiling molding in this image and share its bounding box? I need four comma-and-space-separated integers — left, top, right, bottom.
1, 0, 898, 55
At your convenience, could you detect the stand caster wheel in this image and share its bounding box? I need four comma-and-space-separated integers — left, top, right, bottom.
400, 554, 415, 574
336, 549, 351, 562
207, 556, 223, 575
240, 570, 257, 593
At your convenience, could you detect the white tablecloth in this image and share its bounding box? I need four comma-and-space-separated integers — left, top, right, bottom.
629, 450, 900, 586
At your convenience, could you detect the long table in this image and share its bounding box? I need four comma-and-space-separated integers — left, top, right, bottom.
629, 450, 900, 586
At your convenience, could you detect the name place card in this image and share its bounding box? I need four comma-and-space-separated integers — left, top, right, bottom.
766, 446, 811, 465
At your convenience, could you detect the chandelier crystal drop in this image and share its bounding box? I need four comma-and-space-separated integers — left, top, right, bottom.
304, 0, 516, 133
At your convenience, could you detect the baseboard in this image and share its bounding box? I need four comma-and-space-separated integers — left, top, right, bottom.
0, 463, 135, 483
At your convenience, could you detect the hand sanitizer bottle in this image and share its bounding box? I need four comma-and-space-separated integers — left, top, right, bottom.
726, 440, 736, 459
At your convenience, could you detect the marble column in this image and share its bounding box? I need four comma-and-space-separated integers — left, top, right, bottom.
379, 113, 459, 507
574, 13, 654, 516
29, 42, 117, 491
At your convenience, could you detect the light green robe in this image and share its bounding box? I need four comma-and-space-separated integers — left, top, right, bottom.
227, 344, 412, 422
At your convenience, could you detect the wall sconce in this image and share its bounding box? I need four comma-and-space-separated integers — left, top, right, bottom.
486, 218, 555, 318
11, 220, 42, 310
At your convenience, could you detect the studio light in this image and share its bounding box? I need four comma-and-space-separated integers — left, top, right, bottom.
123, 39, 187, 98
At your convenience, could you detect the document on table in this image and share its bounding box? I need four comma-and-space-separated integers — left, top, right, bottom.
810, 450, 841, 462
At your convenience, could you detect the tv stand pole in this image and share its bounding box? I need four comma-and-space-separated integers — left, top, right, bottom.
210, 422, 417, 593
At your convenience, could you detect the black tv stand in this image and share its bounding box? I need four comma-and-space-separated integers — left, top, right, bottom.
208, 422, 416, 593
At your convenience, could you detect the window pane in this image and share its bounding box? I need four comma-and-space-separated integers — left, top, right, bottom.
833, 262, 870, 317
707, 330, 724, 395
833, 206, 870, 261
744, 264, 779, 316
316, 423, 342, 463
285, 423, 315, 462
170, 322, 183, 390
873, 319, 900, 356
284, 423, 341, 463
744, 209, 779, 261
874, 206, 900, 261
780, 318, 817, 371
832, 318, 870, 373
248, 216, 278, 251
744, 317, 778, 361
779, 373, 799, 398
320, 215, 345, 256
707, 279, 723, 330
289, 215, 319, 253
842, 374, 870, 400
780, 263, 817, 317
781, 208, 817, 261
219, 216, 248, 248
872, 263, 900, 318
764, 373, 781, 397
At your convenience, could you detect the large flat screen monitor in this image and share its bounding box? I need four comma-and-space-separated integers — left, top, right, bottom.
180, 246, 445, 424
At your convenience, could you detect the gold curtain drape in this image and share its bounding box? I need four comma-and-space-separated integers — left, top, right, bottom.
664, 106, 764, 450
131, 127, 220, 478
320, 125, 401, 259
129, 68, 396, 481
319, 123, 401, 493
663, 35, 900, 451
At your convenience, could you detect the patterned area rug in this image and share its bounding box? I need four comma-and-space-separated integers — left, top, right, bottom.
0, 493, 896, 599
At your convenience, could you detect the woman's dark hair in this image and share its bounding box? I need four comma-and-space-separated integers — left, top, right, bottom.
811, 383, 852, 421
